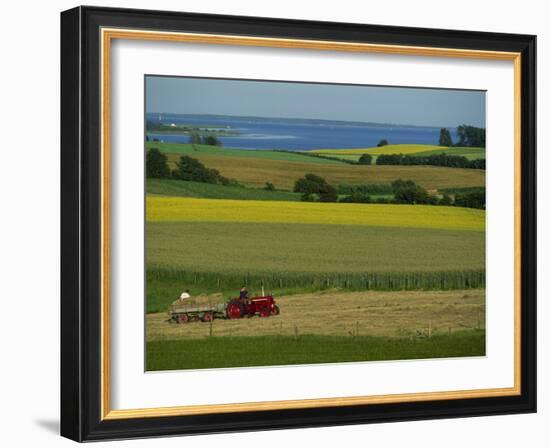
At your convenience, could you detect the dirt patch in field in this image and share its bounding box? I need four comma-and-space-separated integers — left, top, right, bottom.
147, 289, 485, 342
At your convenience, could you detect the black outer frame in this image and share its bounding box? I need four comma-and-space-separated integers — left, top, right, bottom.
60, 6, 537, 442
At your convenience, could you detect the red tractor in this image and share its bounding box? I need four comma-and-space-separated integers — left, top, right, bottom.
226, 295, 280, 319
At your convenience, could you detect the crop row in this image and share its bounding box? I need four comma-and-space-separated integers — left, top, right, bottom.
147, 267, 486, 292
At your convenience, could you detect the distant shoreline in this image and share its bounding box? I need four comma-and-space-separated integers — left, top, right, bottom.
146, 112, 461, 130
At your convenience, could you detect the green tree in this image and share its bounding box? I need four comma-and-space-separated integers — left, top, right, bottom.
391, 179, 417, 191
203, 135, 222, 146
172, 155, 218, 183
318, 183, 338, 202
264, 182, 275, 191
454, 190, 485, 209
456, 125, 486, 147
294, 174, 329, 194
146, 148, 170, 178
358, 153, 373, 165
391, 179, 429, 204
439, 128, 453, 146
377, 139, 389, 147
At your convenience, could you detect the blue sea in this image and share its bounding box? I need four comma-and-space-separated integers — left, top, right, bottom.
145, 114, 457, 151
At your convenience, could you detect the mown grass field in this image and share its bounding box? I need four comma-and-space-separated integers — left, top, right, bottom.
147, 331, 485, 370
147, 289, 486, 370
147, 289, 485, 341
146, 196, 485, 231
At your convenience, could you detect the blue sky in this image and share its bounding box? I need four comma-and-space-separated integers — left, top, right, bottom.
146, 76, 485, 128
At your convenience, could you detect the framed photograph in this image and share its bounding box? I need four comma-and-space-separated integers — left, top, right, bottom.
60, 6, 536, 441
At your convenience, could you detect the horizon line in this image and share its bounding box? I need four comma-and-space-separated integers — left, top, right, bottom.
145, 112, 484, 130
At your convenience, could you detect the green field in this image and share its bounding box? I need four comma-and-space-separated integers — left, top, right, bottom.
147, 179, 301, 201
146, 141, 340, 164
146, 196, 485, 312
146, 216, 485, 313
147, 222, 485, 274
146, 330, 485, 370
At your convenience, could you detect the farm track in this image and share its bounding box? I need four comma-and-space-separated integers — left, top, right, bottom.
147, 289, 485, 342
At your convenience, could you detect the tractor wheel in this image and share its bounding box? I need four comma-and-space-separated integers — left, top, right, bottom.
226, 302, 243, 319
202, 312, 213, 322
270, 305, 280, 316
260, 307, 270, 318
178, 314, 189, 324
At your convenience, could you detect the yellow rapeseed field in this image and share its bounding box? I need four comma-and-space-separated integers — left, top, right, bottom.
146, 196, 485, 232
311, 144, 445, 156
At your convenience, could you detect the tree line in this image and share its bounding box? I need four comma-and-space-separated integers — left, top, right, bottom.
439, 125, 485, 147
146, 148, 485, 209
146, 148, 234, 185
376, 153, 485, 169
294, 174, 485, 209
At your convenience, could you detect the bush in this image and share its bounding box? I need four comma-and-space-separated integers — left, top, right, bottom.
391, 179, 417, 191
439, 194, 453, 206
294, 174, 329, 194
454, 191, 485, 209
392, 179, 430, 205
294, 174, 338, 202
146, 148, 170, 178
188, 132, 223, 146
393, 185, 429, 204
318, 184, 338, 202
337, 183, 393, 195
264, 182, 275, 191
358, 153, 373, 165
376, 153, 484, 170
172, 155, 229, 184
339, 193, 372, 203
203, 135, 223, 146
301, 193, 316, 202
377, 139, 389, 147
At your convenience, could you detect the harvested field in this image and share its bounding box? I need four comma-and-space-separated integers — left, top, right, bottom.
147, 289, 485, 342
164, 152, 485, 190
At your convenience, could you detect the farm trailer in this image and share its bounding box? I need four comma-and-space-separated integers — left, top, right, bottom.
168, 295, 280, 324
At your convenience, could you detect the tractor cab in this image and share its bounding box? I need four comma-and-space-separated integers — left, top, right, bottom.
226, 293, 280, 319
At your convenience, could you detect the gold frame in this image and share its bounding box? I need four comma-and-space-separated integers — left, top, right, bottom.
100, 28, 522, 421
